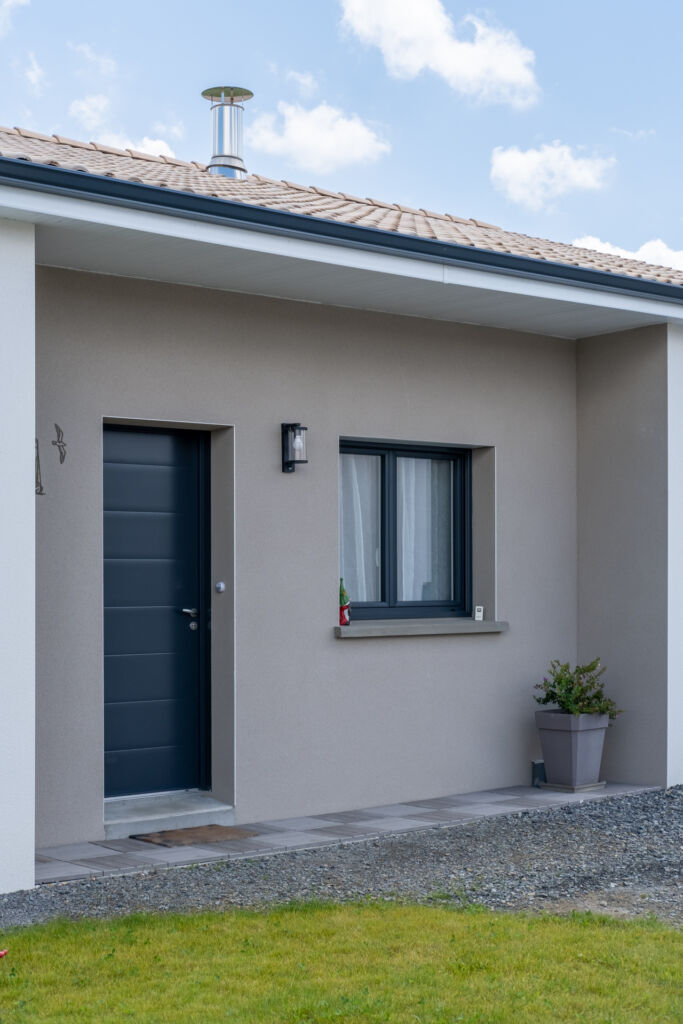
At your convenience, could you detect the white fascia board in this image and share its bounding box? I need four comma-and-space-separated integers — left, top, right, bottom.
1, 182, 683, 324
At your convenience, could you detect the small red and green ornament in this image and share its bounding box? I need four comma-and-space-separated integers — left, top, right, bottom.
339, 578, 350, 626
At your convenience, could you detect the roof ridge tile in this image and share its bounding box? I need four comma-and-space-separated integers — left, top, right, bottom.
471, 218, 501, 230
51, 134, 95, 150
14, 127, 55, 143
366, 197, 398, 210
0, 125, 19, 135
126, 148, 164, 162
420, 208, 449, 221
90, 141, 130, 157
282, 179, 314, 192
249, 173, 282, 186
311, 185, 344, 199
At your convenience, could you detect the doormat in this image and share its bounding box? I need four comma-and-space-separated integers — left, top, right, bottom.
131, 825, 260, 847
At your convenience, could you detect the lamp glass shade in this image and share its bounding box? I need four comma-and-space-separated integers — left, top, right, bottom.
287, 425, 307, 463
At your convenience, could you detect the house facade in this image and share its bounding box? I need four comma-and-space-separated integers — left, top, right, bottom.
1, 117, 682, 894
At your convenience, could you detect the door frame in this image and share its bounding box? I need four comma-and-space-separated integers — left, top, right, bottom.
196, 431, 212, 790
103, 423, 212, 794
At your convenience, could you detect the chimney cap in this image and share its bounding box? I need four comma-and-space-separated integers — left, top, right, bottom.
201, 86, 253, 104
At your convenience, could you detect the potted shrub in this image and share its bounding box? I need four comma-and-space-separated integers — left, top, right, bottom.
534, 658, 621, 791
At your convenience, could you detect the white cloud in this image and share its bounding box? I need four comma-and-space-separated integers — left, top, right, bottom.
69, 93, 110, 132
611, 127, 655, 141
0, 0, 29, 38
69, 42, 117, 76
68, 93, 175, 157
92, 131, 175, 158
152, 119, 185, 141
490, 141, 615, 210
340, 0, 538, 109
286, 70, 318, 98
573, 235, 683, 272
248, 100, 390, 173
24, 51, 44, 95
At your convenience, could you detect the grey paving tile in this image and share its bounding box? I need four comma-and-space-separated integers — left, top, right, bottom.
359, 817, 431, 833
35, 861, 100, 882
256, 832, 334, 849
258, 816, 338, 831
122, 846, 227, 866
196, 839, 272, 855
38, 842, 118, 861
482, 803, 535, 814
361, 804, 434, 818
409, 797, 465, 809
70, 854, 158, 872
94, 838, 162, 853
312, 824, 380, 838
238, 823, 291, 835
408, 810, 477, 823
313, 810, 383, 824
441, 803, 509, 817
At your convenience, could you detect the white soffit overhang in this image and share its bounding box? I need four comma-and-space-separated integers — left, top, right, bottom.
1, 183, 682, 340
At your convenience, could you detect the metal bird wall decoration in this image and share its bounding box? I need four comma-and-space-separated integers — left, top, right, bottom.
52, 423, 67, 464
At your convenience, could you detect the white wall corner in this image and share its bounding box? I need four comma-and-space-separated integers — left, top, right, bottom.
0, 219, 36, 892
667, 323, 683, 786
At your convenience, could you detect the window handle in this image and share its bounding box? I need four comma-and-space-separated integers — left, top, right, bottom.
181, 608, 198, 618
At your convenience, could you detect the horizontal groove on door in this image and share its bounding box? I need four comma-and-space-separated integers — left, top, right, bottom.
105, 651, 195, 704
104, 745, 195, 799
105, 697, 196, 750
105, 651, 176, 657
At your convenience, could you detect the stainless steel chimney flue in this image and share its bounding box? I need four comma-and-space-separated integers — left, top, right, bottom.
201, 86, 253, 178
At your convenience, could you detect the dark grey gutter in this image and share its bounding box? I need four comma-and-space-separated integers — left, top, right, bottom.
2, 156, 682, 305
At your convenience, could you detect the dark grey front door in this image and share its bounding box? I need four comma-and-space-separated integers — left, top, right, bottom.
104, 426, 210, 798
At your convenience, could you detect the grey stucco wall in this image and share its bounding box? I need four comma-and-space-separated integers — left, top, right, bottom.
35, 267, 578, 845
577, 325, 668, 785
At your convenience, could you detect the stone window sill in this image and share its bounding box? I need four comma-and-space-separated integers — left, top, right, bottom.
334, 618, 509, 639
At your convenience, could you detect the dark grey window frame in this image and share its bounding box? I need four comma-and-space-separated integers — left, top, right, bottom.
340, 438, 472, 619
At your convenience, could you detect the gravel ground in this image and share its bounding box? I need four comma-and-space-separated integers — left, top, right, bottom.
2, 787, 681, 929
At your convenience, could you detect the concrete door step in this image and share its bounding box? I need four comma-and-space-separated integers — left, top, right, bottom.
104, 790, 235, 839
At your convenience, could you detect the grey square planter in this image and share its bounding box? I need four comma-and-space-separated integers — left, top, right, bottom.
535, 710, 609, 790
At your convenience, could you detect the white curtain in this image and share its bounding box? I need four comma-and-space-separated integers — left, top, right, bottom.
339, 453, 381, 602
397, 457, 452, 601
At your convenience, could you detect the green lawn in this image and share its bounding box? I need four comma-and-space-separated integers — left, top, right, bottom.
0, 903, 680, 1023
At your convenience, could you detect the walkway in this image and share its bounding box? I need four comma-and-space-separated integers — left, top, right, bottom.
36, 783, 650, 884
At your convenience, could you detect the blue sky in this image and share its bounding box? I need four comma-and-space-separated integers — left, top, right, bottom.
1, 0, 681, 267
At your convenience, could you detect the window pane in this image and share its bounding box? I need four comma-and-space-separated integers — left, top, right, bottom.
397, 457, 452, 601
339, 453, 382, 603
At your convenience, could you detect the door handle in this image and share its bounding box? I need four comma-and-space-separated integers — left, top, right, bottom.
181, 608, 198, 618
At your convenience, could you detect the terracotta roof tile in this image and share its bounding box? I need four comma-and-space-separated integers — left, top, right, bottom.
0, 125, 680, 289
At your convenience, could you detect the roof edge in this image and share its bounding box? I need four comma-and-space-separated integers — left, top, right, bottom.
1, 156, 682, 306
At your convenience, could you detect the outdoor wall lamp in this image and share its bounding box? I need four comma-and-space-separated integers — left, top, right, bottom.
281, 423, 308, 472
